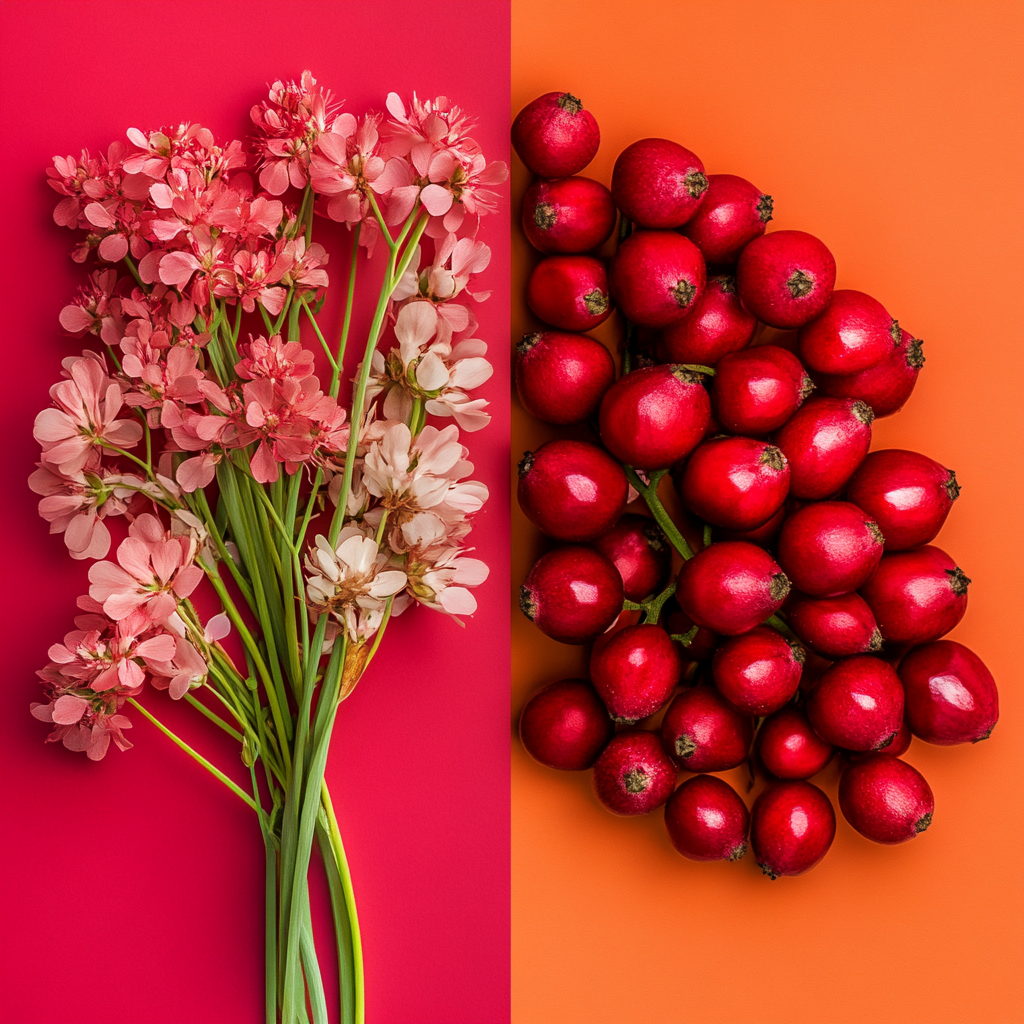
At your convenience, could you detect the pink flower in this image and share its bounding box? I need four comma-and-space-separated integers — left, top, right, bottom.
34, 356, 143, 475
59, 268, 124, 346
251, 70, 335, 195
31, 692, 133, 760
217, 246, 292, 315
146, 636, 210, 700
121, 335, 206, 422
236, 334, 315, 383
278, 238, 330, 297
29, 462, 136, 560
88, 513, 203, 622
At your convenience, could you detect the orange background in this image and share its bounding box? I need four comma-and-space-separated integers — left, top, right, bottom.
510, 2, 1024, 1022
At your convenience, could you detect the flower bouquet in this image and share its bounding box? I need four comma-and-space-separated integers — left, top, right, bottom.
31, 71, 505, 1024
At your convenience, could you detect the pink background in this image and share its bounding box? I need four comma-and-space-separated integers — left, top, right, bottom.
0, 3, 511, 1022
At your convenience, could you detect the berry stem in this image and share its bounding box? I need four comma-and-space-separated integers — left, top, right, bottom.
764, 613, 798, 641
625, 467, 695, 559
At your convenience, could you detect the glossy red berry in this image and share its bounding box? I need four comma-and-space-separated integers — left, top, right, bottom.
798, 290, 900, 376
772, 397, 873, 500
751, 780, 836, 878
517, 441, 627, 542
522, 176, 616, 254
589, 624, 682, 723
592, 730, 677, 815
677, 437, 790, 531
659, 274, 757, 366
860, 545, 970, 644
610, 230, 706, 328
815, 329, 924, 417
757, 705, 834, 779
520, 547, 624, 644
519, 679, 614, 770
787, 591, 882, 658
845, 449, 959, 552
599, 364, 710, 470
592, 514, 672, 602
777, 501, 885, 598
899, 640, 998, 744
713, 345, 814, 436
839, 755, 934, 844
847, 718, 912, 762
682, 173, 773, 265
665, 776, 750, 862
515, 331, 615, 426
527, 255, 612, 332
611, 138, 708, 228
659, 684, 753, 771
805, 656, 905, 752
712, 626, 804, 715
736, 230, 837, 329
511, 92, 600, 178
676, 542, 790, 636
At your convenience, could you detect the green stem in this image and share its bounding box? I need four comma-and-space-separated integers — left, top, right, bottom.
330, 225, 362, 398
303, 298, 338, 372
765, 612, 799, 641
183, 691, 244, 742
127, 698, 257, 811
624, 468, 695, 560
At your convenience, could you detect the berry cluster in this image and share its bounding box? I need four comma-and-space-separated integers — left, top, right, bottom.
512, 92, 999, 878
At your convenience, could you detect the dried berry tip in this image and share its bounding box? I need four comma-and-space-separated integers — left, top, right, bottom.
674, 734, 698, 759
583, 289, 609, 315
558, 92, 583, 114
757, 194, 774, 223
800, 375, 816, 401
517, 451, 534, 478
670, 366, 703, 385
769, 572, 791, 602
728, 841, 748, 862
760, 445, 787, 472
623, 768, 651, 794
890, 320, 902, 345
867, 628, 883, 652
946, 567, 971, 595
533, 202, 557, 230
945, 471, 960, 502
915, 811, 933, 833
684, 170, 709, 199
517, 333, 542, 355
789, 641, 806, 664
867, 520, 885, 545
852, 400, 875, 425
906, 336, 925, 369
786, 269, 814, 298
715, 274, 737, 294
518, 585, 537, 621
671, 278, 697, 308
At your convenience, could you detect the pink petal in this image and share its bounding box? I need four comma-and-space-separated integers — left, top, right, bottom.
52, 695, 88, 725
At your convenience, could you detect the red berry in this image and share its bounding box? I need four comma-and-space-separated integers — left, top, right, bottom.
527, 255, 612, 332
517, 440, 627, 542
806, 656, 905, 751
660, 684, 753, 771
787, 591, 882, 658
757, 705, 834, 779
777, 501, 885, 598
751, 780, 836, 878
665, 776, 750, 862
713, 626, 804, 715
798, 290, 900, 376
590, 624, 683, 723
860, 545, 970, 644
520, 546, 624, 644
847, 718, 912, 762
592, 514, 672, 602
677, 542, 791, 636
599, 364, 710, 470
713, 345, 814, 436
712, 504, 788, 548
515, 331, 615, 426
519, 679, 614, 770
839, 755, 934, 844
845, 449, 959, 552
736, 230, 837, 329
677, 437, 790, 531
610, 230, 706, 328
660, 274, 757, 366
592, 730, 677, 815
815, 329, 925, 417
899, 640, 998, 744
772, 397, 873, 499
511, 92, 600, 178
522, 176, 616, 254
682, 173, 773, 265
611, 138, 708, 228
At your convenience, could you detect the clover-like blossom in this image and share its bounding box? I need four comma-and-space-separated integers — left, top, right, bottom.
59, 268, 124, 346
369, 303, 492, 431
33, 356, 143, 475
31, 688, 134, 761
400, 512, 489, 617
304, 528, 407, 642
87, 513, 203, 622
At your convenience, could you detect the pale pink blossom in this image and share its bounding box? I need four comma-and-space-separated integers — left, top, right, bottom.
146, 636, 209, 699
305, 528, 407, 641
33, 356, 143, 475
59, 269, 124, 346
88, 513, 202, 622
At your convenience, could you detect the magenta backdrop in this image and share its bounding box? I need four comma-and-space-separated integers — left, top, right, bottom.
0, 3, 511, 1022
